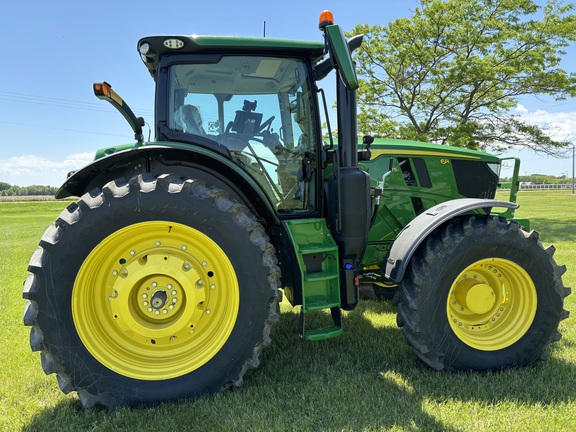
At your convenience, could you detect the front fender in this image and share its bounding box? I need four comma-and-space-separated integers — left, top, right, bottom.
384, 198, 519, 282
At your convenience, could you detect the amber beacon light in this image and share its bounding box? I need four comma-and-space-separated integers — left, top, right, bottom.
318, 10, 334, 30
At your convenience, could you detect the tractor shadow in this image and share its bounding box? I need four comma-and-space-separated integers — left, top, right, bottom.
23, 300, 575, 431
250, 300, 576, 430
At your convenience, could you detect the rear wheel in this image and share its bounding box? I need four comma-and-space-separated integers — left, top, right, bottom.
23, 174, 281, 408
396, 215, 570, 371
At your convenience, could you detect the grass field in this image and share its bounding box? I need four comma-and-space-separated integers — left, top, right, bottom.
1, 191, 575, 431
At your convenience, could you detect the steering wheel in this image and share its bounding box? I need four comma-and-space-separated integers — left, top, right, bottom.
258, 116, 275, 134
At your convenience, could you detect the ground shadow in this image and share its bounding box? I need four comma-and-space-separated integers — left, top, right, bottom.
23, 300, 575, 431
527, 217, 576, 245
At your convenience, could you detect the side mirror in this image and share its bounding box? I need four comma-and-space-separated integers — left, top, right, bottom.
358, 135, 374, 161
362, 135, 374, 147
94, 82, 145, 143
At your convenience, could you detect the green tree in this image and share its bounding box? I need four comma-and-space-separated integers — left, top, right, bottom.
0, 184, 57, 196
351, 0, 576, 155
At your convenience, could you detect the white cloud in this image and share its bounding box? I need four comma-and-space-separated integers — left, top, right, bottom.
515, 104, 576, 142
515, 104, 529, 115
62, 152, 95, 166
0, 152, 94, 186
500, 105, 576, 176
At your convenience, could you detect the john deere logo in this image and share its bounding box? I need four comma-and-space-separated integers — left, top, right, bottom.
440, 159, 450, 165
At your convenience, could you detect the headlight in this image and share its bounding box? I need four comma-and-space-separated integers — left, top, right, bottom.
139, 43, 151, 62
163, 38, 184, 49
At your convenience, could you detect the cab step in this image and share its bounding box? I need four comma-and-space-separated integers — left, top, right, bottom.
299, 307, 343, 340
283, 219, 342, 340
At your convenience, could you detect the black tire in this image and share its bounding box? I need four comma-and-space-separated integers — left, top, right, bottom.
396, 215, 570, 371
23, 174, 281, 408
359, 283, 398, 302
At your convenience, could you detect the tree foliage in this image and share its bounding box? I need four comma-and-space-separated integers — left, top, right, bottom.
0, 183, 57, 196
505, 173, 574, 183
351, 0, 576, 155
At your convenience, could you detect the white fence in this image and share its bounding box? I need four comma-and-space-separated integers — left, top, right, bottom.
519, 183, 574, 190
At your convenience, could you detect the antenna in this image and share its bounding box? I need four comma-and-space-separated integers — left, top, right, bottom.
263, 21, 266, 37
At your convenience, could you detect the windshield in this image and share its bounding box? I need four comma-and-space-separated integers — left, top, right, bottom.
167, 55, 317, 212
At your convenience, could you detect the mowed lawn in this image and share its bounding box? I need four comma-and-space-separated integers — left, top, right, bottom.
1, 191, 575, 431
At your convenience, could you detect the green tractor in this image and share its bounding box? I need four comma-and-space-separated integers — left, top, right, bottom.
23, 11, 570, 408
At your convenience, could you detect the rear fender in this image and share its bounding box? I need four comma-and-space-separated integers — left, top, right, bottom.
384, 198, 519, 282
56, 144, 278, 223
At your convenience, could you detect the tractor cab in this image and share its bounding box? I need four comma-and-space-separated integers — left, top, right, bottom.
150, 51, 321, 212
134, 20, 364, 218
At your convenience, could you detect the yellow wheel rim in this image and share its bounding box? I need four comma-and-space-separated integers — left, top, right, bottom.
446, 258, 537, 351
72, 221, 239, 380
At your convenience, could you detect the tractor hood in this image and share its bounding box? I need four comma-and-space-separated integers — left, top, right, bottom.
366, 138, 501, 163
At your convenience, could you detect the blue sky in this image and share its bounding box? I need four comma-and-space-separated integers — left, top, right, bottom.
1, 0, 575, 187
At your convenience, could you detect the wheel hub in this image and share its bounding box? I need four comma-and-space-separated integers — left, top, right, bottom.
150, 290, 168, 309
465, 283, 495, 314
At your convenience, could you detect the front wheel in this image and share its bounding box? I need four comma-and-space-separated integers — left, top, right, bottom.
23, 174, 281, 408
396, 215, 570, 371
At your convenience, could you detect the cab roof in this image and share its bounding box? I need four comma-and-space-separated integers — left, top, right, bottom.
137, 35, 325, 78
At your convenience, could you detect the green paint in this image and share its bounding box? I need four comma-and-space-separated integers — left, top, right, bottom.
283, 219, 342, 340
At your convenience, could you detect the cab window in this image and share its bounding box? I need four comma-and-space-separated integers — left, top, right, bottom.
168, 55, 317, 212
